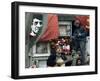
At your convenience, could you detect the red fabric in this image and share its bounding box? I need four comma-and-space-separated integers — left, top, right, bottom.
39, 14, 59, 41
75, 16, 89, 31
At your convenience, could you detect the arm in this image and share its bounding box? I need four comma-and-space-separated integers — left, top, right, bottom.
79, 27, 87, 38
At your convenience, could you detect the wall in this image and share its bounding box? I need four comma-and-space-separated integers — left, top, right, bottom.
0, 0, 99, 81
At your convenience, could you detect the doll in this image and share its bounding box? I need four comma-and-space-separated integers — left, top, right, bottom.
62, 43, 70, 55
56, 46, 65, 67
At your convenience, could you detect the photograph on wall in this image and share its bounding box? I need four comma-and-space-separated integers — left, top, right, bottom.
11, 2, 97, 79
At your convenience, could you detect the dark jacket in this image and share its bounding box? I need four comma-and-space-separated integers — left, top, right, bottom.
73, 27, 87, 41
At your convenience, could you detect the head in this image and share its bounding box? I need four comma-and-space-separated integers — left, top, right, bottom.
77, 59, 81, 65
31, 14, 43, 34
73, 19, 81, 28
56, 46, 62, 54
32, 18, 42, 28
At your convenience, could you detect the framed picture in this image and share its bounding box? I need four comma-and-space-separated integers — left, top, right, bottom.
11, 1, 98, 79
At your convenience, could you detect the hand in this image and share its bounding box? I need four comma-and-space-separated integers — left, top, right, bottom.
78, 33, 81, 36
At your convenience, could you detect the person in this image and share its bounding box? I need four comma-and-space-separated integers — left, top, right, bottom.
72, 19, 87, 65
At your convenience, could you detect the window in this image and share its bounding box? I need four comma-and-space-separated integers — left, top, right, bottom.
32, 42, 50, 57
59, 21, 72, 36
36, 42, 48, 54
